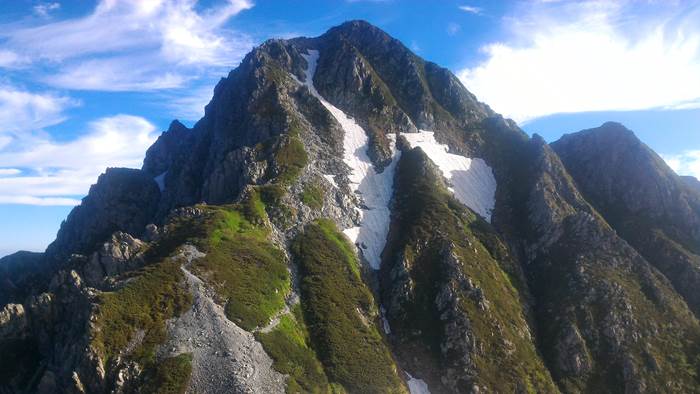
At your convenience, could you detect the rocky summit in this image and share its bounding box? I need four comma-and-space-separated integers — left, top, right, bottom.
2, 20, 700, 394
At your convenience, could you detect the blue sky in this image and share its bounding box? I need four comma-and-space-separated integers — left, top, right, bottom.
0, 0, 699, 257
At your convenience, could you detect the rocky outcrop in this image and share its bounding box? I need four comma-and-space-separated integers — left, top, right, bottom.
46, 168, 160, 265
0, 303, 28, 340
0, 251, 44, 305
523, 135, 700, 392
433, 242, 482, 393
142, 120, 193, 178
317, 21, 491, 132
381, 147, 557, 393
42, 269, 104, 394
552, 122, 700, 244
82, 232, 146, 288
682, 175, 700, 193
552, 124, 700, 318
6, 20, 700, 394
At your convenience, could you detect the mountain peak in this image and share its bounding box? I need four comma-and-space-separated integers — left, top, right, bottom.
558, 121, 637, 146
328, 19, 389, 37
5, 20, 700, 394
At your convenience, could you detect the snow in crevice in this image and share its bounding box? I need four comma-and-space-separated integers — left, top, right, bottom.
154, 171, 167, 192
298, 49, 400, 270
322, 174, 338, 188
380, 305, 391, 334
402, 131, 496, 222
406, 372, 431, 394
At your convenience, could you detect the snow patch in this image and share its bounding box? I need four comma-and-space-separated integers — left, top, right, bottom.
299, 49, 400, 270
402, 131, 496, 222
154, 171, 167, 192
323, 174, 338, 188
406, 372, 431, 394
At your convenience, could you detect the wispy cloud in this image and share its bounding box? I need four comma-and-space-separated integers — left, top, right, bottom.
459, 5, 482, 15
0, 168, 21, 176
0, 84, 79, 142
0, 1, 256, 207
164, 85, 216, 121
665, 98, 700, 110
0, 114, 159, 206
0, 50, 28, 68
663, 150, 700, 179
1, 0, 255, 91
458, 1, 700, 123
45, 57, 188, 91
33, 2, 61, 18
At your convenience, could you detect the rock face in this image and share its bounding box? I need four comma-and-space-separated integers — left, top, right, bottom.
552, 124, 700, 317
0, 251, 44, 305
3, 20, 700, 394
0, 304, 28, 340
82, 232, 146, 288
381, 146, 557, 393
45, 168, 160, 265
682, 175, 700, 193
523, 136, 700, 392
142, 120, 193, 178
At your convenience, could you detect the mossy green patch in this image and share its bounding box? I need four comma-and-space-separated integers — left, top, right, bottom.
190, 205, 290, 331
88, 200, 290, 392
251, 133, 308, 225
256, 133, 307, 188
241, 189, 268, 225
300, 181, 325, 210
273, 135, 308, 185
89, 213, 202, 390
92, 259, 192, 365
258, 184, 287, 208
142, 353, 193, 394
292, 219, 407, 394
256, 305, 330, 393
313, 219, 363, 280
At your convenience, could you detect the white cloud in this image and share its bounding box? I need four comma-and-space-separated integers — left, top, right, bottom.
459, 5, 482, 14
457, 1, 700, 123
165, 85, 215, 120
0, 114, 158, 206
0, 50, 28, 68
1, 0, 255, 91
0, 168, 21, 176
46, 56, 188, 91
0, 196, 81, 206
666, 98, 700, 110
663, 150, 700, 179
33, 2, 61, 18
0, 84, 79, 139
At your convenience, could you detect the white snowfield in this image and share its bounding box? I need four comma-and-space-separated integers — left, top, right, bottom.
299, 50, 400, 270
402, 131, 496, 222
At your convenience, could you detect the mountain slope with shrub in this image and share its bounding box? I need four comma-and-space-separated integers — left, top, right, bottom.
1, 21, 699, 394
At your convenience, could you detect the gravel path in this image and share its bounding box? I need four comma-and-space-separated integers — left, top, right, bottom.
160, 245, 286, 394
